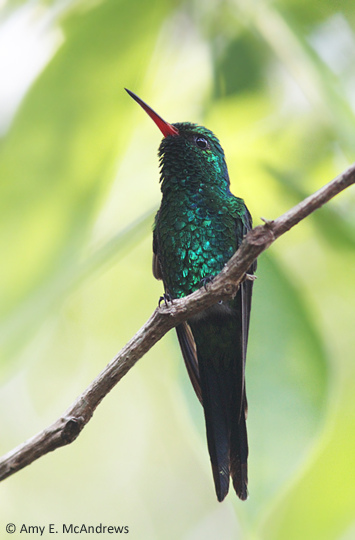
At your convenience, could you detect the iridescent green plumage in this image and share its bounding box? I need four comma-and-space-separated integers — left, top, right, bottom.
125, 89, 255, 503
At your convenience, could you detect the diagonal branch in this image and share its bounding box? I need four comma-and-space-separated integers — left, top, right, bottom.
0, 162, 354, 482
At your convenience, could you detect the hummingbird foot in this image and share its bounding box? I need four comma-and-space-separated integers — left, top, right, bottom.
243, 273, 257, 282
158, 293, 173, 307
200, 275, 215, 291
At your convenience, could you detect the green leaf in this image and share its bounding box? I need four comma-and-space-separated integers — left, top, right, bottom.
260, 382, 355, 540
0, 0, 174, 366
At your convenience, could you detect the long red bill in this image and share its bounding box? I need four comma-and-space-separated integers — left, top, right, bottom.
125, 88, 179, 137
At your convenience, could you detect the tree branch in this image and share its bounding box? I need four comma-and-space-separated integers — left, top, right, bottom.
1, 162, 354, 482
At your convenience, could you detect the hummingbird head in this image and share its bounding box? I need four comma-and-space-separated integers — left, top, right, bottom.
125, 89, 230, 193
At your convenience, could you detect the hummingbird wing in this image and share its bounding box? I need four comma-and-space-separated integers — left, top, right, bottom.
230, 207, 255, 500
152, 229, 163, 281
176, 322, 202, 404
153, 227, 203, 402
238, 207, 256, 417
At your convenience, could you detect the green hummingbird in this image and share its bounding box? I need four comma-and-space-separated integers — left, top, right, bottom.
126, 89, 255, 502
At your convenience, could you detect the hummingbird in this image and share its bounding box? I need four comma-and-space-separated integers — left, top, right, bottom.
125, 88, 255, 502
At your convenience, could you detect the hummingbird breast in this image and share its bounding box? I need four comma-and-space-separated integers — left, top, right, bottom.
155, 188, 238, 299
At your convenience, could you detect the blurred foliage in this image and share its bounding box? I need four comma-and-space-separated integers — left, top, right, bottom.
0, 0, 355, 539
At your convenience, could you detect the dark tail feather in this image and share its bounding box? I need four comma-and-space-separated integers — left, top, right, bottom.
197, 350, 231, 502
230, 402, 248, 501
189, 302, 249, 502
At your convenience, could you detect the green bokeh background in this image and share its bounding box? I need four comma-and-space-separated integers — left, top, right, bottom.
1, 0, 355, 538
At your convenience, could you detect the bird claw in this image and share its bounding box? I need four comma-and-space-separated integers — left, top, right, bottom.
158, 293, 173, 307
243, 273, 257, 282
200, 275, 214, 290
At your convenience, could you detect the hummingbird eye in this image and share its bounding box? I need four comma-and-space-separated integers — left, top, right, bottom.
195, 137, 209, 149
